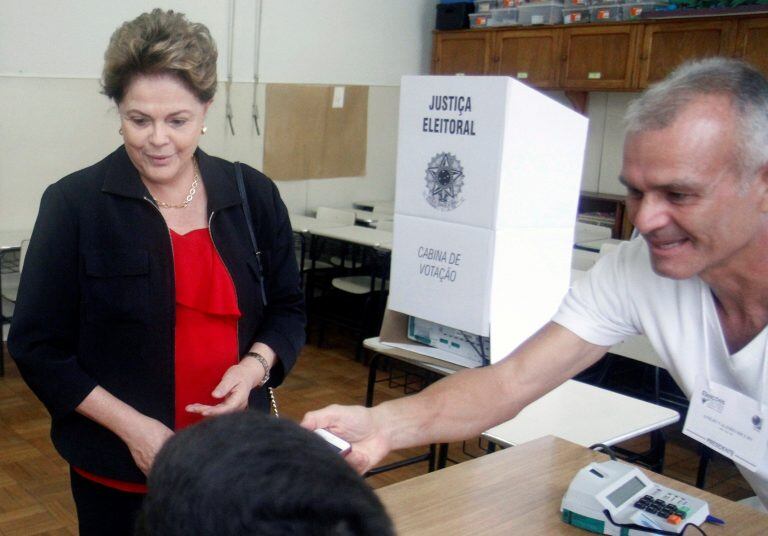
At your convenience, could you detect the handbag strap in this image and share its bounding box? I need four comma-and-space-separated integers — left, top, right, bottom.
235, 162, 278, 417
268, 385, 280, 418
234, 162, 268, 307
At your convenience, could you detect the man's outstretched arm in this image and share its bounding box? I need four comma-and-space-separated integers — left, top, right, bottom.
302, 322, 608, 473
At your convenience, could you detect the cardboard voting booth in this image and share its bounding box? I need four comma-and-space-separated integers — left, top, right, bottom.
383, 75, 588, 367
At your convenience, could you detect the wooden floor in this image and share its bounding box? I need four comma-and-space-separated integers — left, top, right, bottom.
0, 331, 755, 535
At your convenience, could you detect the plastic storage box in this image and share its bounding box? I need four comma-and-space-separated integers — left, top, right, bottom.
491, 6, 519, 25
591, 4, 622, 21
475, 0, 498, 12
519, 2, 564, 25
563, 7, 591, 23
622, 1, 660, 19
469, 11, 492, 27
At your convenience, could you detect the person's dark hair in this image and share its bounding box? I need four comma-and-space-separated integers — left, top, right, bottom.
136, 412, 394, 536
102, 8, 217, 104
624, 57, 768, 180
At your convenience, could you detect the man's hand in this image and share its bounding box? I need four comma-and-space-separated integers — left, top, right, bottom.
122, 416, 174, 475
301, 404, 392, 474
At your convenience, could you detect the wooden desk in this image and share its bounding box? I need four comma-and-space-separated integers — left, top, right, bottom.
0, 230, 32, 376
483, 380, 679, 449
311, 225, 393, 250
574, 237, 623, 253
288, 214, 350, 234
353, 199, 394, 213
377, 436, 768, 535
289, 215, 352, 272
574, 222, 612, 244
364, 336, 677, 471
0, 230, 31, 251
364, 337, 676, 447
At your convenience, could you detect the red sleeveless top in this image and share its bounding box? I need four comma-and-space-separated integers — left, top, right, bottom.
171, 228, 242, 429
75, 228, 241, 492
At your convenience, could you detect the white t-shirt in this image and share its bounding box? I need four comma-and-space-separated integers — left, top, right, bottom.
553, 237, 768, 508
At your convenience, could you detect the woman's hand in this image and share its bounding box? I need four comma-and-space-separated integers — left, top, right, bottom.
76, 386, 174, 476
301, 404, 393, 474
122, 415, 175, 476
185, 357, 265, 417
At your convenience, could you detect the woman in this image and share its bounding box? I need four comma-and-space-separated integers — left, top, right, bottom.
8, 9, 305, 535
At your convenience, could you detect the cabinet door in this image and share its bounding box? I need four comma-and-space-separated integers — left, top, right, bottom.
638, 20, 737, 88
432, 31, 493, 75
561, 24, 640, 90
493, 29, 562, 88
735, 16, 768, 79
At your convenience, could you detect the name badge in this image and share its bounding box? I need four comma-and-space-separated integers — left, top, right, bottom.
683, 376, 768, 472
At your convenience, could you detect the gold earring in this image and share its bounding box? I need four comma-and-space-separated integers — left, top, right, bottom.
119, 128, 124, 135
201, 126, 207, 135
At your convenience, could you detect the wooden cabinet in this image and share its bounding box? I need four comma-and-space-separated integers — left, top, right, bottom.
578, 192, 633, 240
432, 14, 768, 89
637, 19, 737, 87
494, 28, 562, 88
432, 31, 493, 75
561, 25, 640, 89
735, 16, 768, 76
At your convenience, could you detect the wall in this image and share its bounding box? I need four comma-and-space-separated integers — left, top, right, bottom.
1, 0, 635, 233
0, 0, 435, 230
541, 90, 636, 196
580, 92, 638, 196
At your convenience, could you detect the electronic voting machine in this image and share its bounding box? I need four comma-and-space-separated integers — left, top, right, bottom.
561, 459, 709, 535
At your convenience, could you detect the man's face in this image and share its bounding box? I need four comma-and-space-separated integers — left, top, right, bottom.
621, 94, 768, 281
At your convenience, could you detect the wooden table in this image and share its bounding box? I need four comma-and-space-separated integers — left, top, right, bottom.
377, 436, 768, 535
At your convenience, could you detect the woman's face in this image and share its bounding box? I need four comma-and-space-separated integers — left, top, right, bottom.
118, 74, 211, 186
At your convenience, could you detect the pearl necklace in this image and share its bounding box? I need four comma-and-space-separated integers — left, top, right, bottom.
155, 159, 200, 209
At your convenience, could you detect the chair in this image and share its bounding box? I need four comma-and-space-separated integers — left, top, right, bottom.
2, 239, 29, 304
313, 207, 358, 269
315, 247, 391, 361
301, 209, 359, 341
295, 208, 356, 273
1, 239, 29, 376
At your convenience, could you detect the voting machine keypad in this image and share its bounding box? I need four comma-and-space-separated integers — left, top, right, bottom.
633, 491, 692, 525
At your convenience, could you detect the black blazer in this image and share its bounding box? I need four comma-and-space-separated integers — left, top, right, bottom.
8, 146, 305, 482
